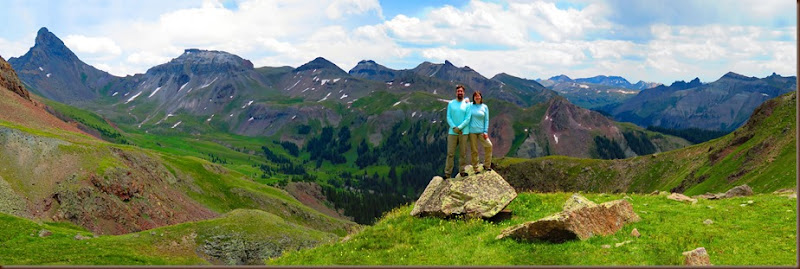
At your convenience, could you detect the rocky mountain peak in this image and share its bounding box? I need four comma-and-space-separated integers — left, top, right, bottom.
8, 27, 112, 103
29, 27, 81, 63
721, 71, 757, 81
146, 49, 254, 75
667, 77, 703, 90
296, 57, 347, 75
549, 74, 573, 82
178, 49, 252, 68
348, 59, 397, 80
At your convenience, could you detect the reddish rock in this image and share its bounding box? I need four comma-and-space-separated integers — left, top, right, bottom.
0, 55, 31, 101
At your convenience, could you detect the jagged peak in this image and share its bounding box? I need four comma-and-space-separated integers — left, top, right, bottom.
27, 27, 79, 61
666, 77, 702, 89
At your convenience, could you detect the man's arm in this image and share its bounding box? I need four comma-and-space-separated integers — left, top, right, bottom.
446, 101, 457, 128
457, 105, 471, 131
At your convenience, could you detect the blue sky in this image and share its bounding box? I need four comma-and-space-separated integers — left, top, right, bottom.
0, 0, 795, 84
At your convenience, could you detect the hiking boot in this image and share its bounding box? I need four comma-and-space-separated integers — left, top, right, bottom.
459, 172, 468, 177
444, 174, 451, 179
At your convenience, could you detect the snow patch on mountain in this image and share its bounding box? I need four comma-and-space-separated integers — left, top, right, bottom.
125, 91, 143, 104
148, 87, 162, 98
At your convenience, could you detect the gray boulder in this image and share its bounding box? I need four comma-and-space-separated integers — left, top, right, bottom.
697, 184, 754, 200
410, 170, 517, 219
496, 195, 640, 243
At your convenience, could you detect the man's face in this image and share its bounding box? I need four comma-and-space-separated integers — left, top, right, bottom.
456, 88, 464, 100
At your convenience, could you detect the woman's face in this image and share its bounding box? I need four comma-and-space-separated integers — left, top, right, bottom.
474, 94, 482, 104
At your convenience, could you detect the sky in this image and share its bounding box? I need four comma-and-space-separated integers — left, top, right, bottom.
0, 0, 795, 85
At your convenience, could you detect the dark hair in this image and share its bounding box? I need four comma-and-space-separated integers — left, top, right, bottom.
455, 85, 465, 91
472, 91, 483, 104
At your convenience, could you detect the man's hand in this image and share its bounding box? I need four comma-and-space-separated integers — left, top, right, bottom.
453, 127, 462, 134
483, 133, 489, 139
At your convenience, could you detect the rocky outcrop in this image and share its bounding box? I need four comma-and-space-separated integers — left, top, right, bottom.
410, 169, 517, 219
683, 247, 712, 266
0, 55, 30, 101
496, 195, 639, 243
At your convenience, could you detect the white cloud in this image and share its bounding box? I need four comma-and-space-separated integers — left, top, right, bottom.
1, 0, 793, 84
63, 35, 122, 58
326, 0, 383, 19
0, 36, 32, 60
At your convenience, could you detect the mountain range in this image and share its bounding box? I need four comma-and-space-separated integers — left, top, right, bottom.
534, 74, 660, 109
603, 73, 796, 132
8, 27, 687, 161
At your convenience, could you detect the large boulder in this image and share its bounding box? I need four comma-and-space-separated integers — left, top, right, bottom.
496, 195, 640, 243
410, 170, 517, 218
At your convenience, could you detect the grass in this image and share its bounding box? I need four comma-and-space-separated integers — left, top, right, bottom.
269, 192, 797, 266
0, 209, 337, 265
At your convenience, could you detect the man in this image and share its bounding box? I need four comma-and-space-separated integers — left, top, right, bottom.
445, 85, 471, 178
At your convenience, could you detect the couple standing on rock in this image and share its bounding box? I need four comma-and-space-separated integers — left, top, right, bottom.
444, 84, 493, 179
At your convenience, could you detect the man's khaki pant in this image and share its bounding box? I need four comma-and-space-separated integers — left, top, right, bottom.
445, 134, 468, 176
468, 133, 493, 170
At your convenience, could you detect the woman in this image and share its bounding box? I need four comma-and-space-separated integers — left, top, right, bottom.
468, 91, 493, 173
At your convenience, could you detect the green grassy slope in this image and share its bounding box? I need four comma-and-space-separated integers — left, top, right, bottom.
269, 192, 796, 266
495, 92, 797, 195
0, 209, 337, 265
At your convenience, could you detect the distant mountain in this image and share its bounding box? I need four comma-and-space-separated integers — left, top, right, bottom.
539, 74, 660, 91
632, 80, 662, 90
507, 96, 688, 159
9, 28, 687, 162
608, 72, 797, 132
8, 27, 115, 103
348, 60, 399, 82
575, 75, 633, 89
351, 60, 554, 107
490, 73, 558, 106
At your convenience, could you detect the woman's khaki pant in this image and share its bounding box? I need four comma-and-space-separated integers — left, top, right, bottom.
468, 133, 493, 170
